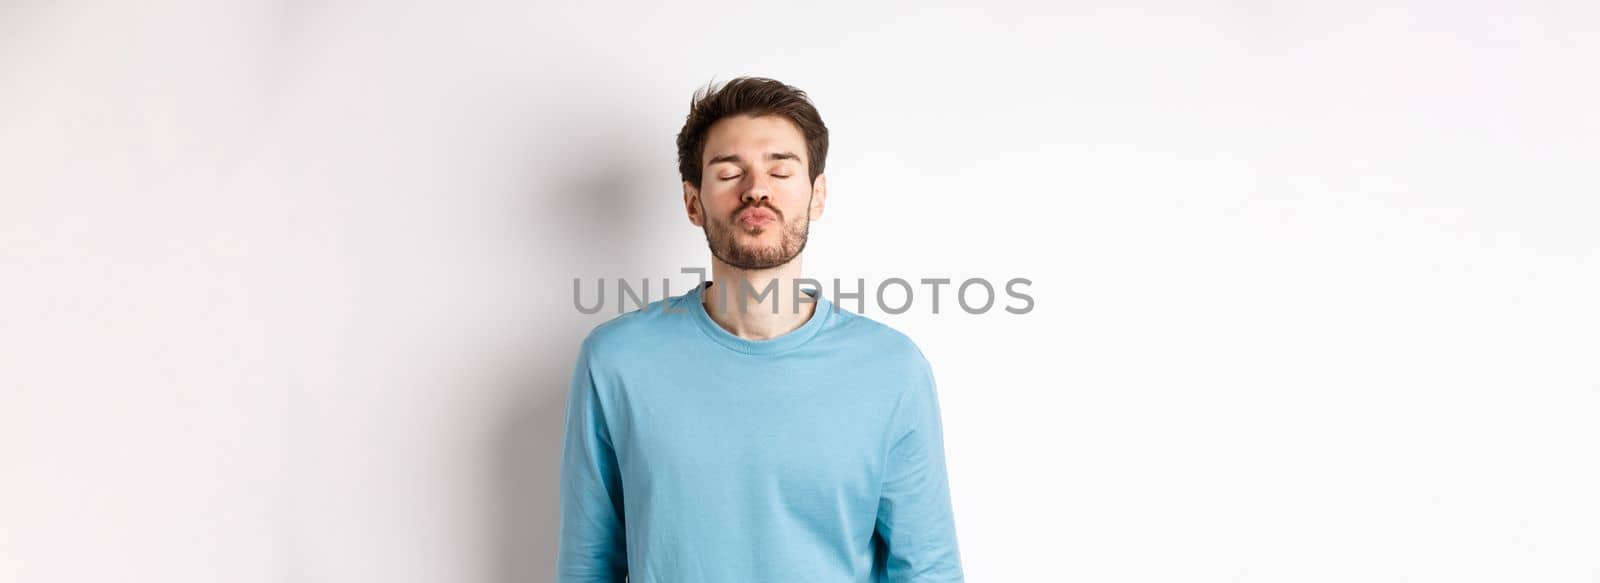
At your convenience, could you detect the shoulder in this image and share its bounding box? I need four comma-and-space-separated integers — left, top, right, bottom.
828, 312, 947, 436
576, 292, 692, 368
825, 307, 934, 378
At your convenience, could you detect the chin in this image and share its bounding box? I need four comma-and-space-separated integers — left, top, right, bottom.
737, 243, 775, 254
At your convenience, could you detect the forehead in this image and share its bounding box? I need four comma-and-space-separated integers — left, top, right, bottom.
701, 114, 807, 165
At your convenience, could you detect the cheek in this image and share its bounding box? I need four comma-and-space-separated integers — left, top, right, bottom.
702, 182, 742, 202
778, 186, 814, 212
696, 186, 732, 213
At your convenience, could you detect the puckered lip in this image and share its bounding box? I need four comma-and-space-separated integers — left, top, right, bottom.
737, 208, 777, 223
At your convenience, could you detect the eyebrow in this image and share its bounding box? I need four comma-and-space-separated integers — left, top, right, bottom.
707, 152, 803, 166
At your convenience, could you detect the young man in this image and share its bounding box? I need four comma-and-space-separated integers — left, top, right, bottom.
557, 77, 964, 582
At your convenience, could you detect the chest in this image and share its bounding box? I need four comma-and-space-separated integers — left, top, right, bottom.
608, 361, 897, 494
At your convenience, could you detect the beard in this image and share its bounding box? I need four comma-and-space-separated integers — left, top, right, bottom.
701, 198, 811, 270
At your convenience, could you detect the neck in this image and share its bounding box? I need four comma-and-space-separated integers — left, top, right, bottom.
701, 253, 817, 341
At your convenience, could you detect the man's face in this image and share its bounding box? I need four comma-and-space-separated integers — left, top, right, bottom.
684, 114, 826, 271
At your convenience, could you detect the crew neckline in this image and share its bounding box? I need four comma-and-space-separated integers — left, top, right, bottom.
688, 280, 833, 355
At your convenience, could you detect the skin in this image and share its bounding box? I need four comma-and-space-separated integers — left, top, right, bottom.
682, 113, 828, 340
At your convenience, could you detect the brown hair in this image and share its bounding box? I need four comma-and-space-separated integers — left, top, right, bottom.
676, 76, 829, 189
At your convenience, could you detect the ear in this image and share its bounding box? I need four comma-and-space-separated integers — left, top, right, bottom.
808, 173, 827, 221
683, 180, 705, 227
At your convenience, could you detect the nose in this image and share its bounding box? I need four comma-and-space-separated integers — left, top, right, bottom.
741, 179, 771, 205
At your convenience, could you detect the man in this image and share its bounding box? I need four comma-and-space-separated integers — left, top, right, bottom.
557, 76, 964, 582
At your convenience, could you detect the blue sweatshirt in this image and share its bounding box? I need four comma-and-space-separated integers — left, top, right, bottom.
557, 280, 964, 582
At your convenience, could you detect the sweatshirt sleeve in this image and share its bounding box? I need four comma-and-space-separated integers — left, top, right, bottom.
556, 338, 628, 583
875, 355, 965, 582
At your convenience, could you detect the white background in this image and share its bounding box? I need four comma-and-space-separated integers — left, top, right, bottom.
3, 1, 1598, 581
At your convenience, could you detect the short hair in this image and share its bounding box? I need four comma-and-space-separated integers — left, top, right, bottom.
675, 76, 829, 189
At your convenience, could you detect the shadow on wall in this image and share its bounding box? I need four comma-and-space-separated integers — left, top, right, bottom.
487, 114, 665, 583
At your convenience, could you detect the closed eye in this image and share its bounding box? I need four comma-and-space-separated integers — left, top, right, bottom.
720, 173, 792, 180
